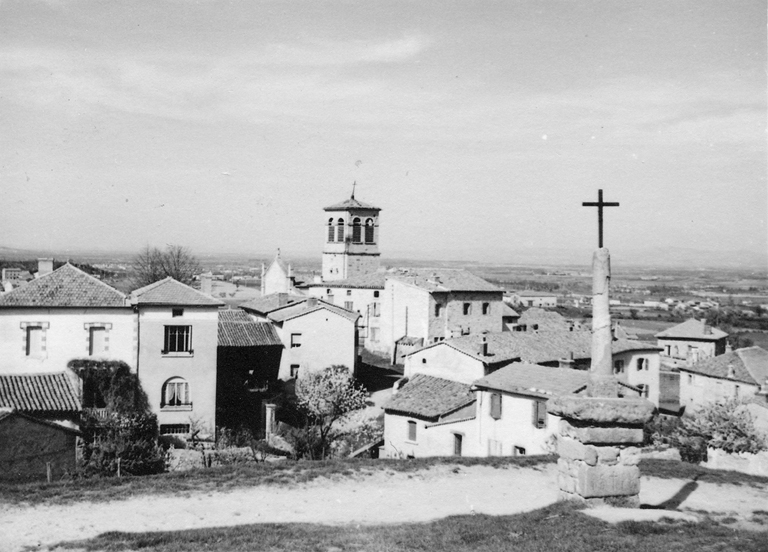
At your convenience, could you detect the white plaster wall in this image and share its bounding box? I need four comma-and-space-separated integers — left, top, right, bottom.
404, 344, 486, 385
382, 279, 430, 355
614, 350, 661, 406
262, 263, 291, 296
137, 306, 219, 436
475, 391, 558, 456
276, 309, 357, 380
307, 286, 385, 353
679, 372, 758, 411
0, 307, 136, 373
383, 413, 478, 458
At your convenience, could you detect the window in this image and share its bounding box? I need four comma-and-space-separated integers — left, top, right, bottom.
160, 424, 190, 435
637, 384, 649, 399
344, 301, 354, 311
434, 303, 442, 317
514, 446, 527, 456
26, 326, 43, 357
463, 303, 471, 315
290, 364, 300, 378
164, 326, 192, 353
453, 433, 463, 456
371, 302, 380, 317
373, 290, 380, 298
290, 333, 302, 348
688, 374, 693, 384
162, 377, 191, 408
422, 357, 427, 363
490, 393, 502, 420
172, 308, 184, 317
346, 289, 352, 296
365, 218, 375, 243
352, 217, 362, 243
89, 327, 107, 356
369, 327, 379, 342
327, 218, 334, 242
734, 385, 740, 399
533, 400, 547, 429
460, 326, 470, 336
613, 360, 625, 374
336, 218, 345, 241
482, 303, 490, 315
636, 358, 648, 371
407, 420, 417, 442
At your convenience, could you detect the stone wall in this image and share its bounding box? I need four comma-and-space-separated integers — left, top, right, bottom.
703, 447, 768, 477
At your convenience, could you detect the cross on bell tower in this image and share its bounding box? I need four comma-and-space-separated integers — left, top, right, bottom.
582, 189, 619, 248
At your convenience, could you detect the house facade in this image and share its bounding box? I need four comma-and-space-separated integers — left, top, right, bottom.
678, 346, 768, 411
656, 318, 728, 366
0, 263, 136, 376
241, 295, 359, 380
130, 278, 224, 438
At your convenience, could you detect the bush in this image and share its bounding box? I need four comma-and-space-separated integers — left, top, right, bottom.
646, 401, 767, 463
80, 412, 166, 476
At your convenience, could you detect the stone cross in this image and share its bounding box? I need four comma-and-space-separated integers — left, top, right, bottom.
582, 189, 619, 248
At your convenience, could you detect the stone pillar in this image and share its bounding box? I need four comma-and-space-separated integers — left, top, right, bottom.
264, 403, 277, 439
547, 246, 655, 507
548, 395, 654, 507
588, 248, 618, 398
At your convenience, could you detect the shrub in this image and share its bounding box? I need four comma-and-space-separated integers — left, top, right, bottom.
80, 412, 166, 476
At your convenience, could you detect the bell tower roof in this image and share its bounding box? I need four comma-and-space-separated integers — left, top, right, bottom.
323, 197, 381, 212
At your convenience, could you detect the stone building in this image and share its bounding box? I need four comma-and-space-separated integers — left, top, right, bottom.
322, 195, 381, 281
656, 318, 728, 366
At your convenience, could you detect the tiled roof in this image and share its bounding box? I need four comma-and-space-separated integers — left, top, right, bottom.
130, 277, 224, 306
0, 372, 81, 413
655, 318, 728, 340
387, 268, 500, 293
0, 263, 126, 308
680, 346, 768, 386
473, 362, 589, 398
516, 290, 558, 297
267, 298, 360, 323
218, 309, 283, 347
240, 293, 307, 315
324, 197, 381, 212
502, 303, 520, 318
415, 330, 659, 365
0, 409, 81, 434
518, 308, 574, 330
384, 374, 475, 420
307, 272, 387, 290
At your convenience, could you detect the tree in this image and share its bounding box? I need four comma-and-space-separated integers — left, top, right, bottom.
284, 366, 369, 460
132, 244, 200, 288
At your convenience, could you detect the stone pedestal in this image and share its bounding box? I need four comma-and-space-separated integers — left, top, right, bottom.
264, 403, 277, 439
548, 395, 655, 507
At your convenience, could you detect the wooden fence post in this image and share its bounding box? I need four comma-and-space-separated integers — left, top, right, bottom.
46, 462, 52, 483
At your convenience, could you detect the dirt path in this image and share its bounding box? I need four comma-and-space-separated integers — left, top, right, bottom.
1, 464, 766, 552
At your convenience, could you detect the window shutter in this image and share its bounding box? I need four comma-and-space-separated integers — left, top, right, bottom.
533, 400, 547, 429
490, 393, 502, 420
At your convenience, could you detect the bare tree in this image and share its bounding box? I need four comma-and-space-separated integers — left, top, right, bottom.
132, 245, 200, 288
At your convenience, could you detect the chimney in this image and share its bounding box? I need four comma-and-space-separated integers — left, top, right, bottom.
704, 324, 713, 335
277, 292, 289, 306
37, 258, 53, 277
200, 273, 212, 296
307, 297, 318, 308
725, 341, 733, 353
559, 351, 575, 369
479, 335, 488, 357
727, 364, 735, 379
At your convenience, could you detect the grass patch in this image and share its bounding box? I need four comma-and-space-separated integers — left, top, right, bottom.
639, 459, 768, 487
55, 501, 766, 552
0, 454, 554, 506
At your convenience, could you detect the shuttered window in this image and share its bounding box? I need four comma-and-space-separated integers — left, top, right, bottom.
407, 420, 417, 441
533, 400, 547, 429
490, 393, 502, 420
352, 218, 362, 243
365, 218, 375, 243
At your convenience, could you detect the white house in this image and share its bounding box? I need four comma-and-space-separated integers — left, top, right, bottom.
510, 291, 558, 308
241, 294, 359, 380
656, 318, 728, 367
129, 278, 224, 438
678, 346, 768, 411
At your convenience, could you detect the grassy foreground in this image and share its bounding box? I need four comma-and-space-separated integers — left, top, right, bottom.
55, 501, 768, 552
1, 455, 766, 506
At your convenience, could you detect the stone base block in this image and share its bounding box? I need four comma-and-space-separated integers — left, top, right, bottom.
548, 395, 655, 425
577, 464, 640, 498
560, 419, 643, 445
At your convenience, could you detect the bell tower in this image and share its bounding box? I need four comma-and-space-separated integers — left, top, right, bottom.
322, 187, 381, 281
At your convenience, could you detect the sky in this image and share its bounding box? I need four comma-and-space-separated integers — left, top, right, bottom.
0, 0, 765, 266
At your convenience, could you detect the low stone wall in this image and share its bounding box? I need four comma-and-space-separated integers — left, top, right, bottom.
703, 447, 768, 477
